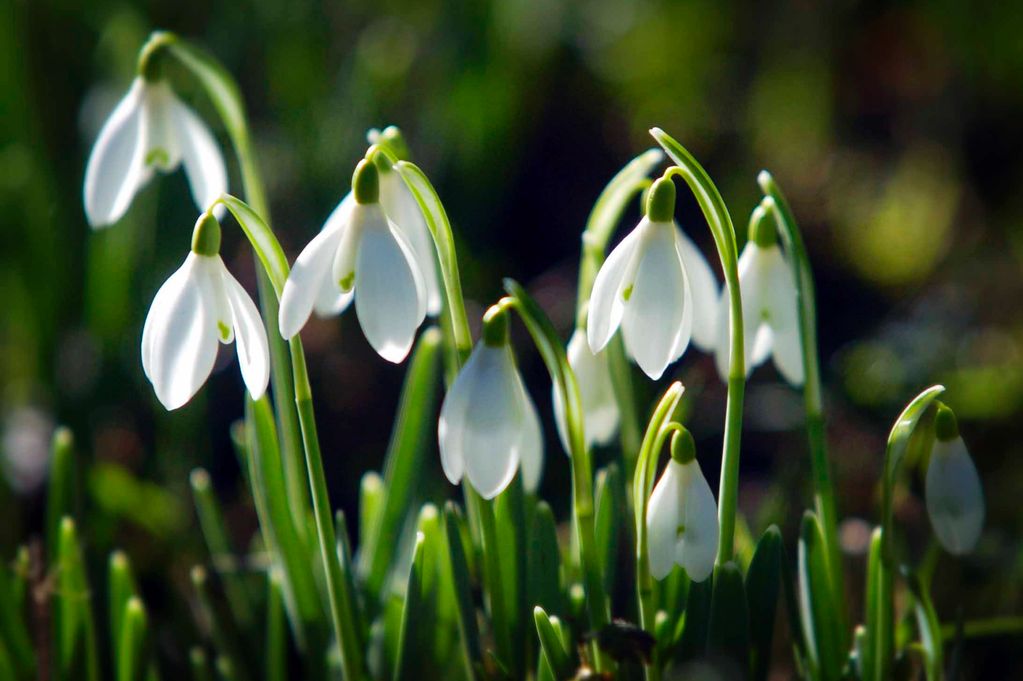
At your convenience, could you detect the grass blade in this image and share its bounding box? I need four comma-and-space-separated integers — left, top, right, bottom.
707, 562, 750, 665
116, 597, 147, 681
797, 512, 843, 681
745, 526, 782, 681
534, 607, 574, 681
443, 503, 482, 680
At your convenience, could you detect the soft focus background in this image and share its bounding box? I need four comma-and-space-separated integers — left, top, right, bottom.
1, 0, 1020, 676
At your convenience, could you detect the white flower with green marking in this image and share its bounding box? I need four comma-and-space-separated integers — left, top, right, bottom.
438, 311, 543, 499
587, 178, 717, 380
142, 213, 268, 410
278, 159, 428, 363
84, 77, 227, 228
646, 430, 718, 582
926, 405, 984, 555
715, 204, 802, 385
552, 329, 619, 452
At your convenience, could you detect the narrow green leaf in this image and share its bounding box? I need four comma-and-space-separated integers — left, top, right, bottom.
444, 502, 482, 680
335, 510, 366, 647
745, 526, 782, 681
534, 607, 574, 681
903, 568, 944, 681
265, 570, 286, 681
675, 575, 713, 664
117, 597, 147, 681
707, 562, 750, 664
797, 512, 843, 681
191, 468, 253, 628
190, 566, 249, 681
863, 527, 883, 681
358, 472, 385, 567
109, 551, 137, 667
360, 328, 443, 600
594, 465, 623, 598
495, 475, 528, 678
394, 533, 428, 681
527, 501, 563, 618
0, 639, 16, 681
0, 558, 34, 679
46, 427, 76, 560
189, 647, 212, 681
56, 517, 100, 681
216, 195, 290, 294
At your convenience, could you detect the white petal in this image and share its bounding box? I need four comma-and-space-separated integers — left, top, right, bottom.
646, 460, 683, 580
142, 254, 219, 410
714, 244, 767, 381
675, 226, 719, 351
586, 226, 643, 354
223, 268, 271, 399
554, 330, 620, 453
278, 201, 349, 339
438, 344, 523, 499
676, 460, 719, 582
169, 94, 228, 214
515, 378, 544, 494
761, 246, 804, 386
926, 437, 984, 555
621, 222, 692, 379
380, 171, 443, 316
354, 208, 426, 363
83, 79, 148, 227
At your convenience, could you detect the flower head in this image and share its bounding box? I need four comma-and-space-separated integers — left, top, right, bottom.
278, 159, 428, 363
646, 429, 719, 581
925, 404, 984, 555
438, 309, 543, 499
715, 203, 802, 385
587, 177, 717, 380
142, 212, 269, 410
84, 77, 227, 228
552, 329, 619, 452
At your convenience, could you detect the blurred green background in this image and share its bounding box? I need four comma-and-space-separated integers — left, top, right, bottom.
1, 0, 1020, 676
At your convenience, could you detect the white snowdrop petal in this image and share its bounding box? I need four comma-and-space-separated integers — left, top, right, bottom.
762, 247, 804, 386
676, 460, 719, 582
142, 257, 194, 380
675, 227, 719, 351
145, 254, 219, 410
926, 438, 984, 555
437, 347, 476, 486
312, 273, 355, 318
714, 245, 766, 381
587, 227, 642, 354
553, 330, 620, 454
621, 224, 690, 379
646, 461, 683, 580
515, 379, 544, 493
380, 171, 443, 316
278, 209, 348, 339
223, 269, 271, 400
83, 79, 148, 228
354, 211, 426, 363
170, 95, 228, 214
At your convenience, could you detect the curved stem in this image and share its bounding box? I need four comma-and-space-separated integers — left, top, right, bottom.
758, 171, 847, 635
651, 129, 745, 566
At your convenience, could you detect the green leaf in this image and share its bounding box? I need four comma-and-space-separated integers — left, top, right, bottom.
394, 533, 428, 681
109, 551, 138, 668
444, 503, 482, 680
495, 475, 529, 679
116, 598, 147, 681
0, 556, 34, 679
534, 607, 574, 681
707, 562, 750, 664
335, 511, 366, 647
217, 195, 290, 295
583, 148, 664, 248
745, 526, 782, 681
594, 464, 624, 598
189, 647, 212, 681
265, 571, 286, 681
46, 427, 75, 560
902, 568, 943, 681
190, 566, 248, 681
797, 512, 843, 681
527, 501, 563, 619
360, 328, 443, 601
56, 518, 100, 681
863, 527, 883, 681
675, 574, 713, 664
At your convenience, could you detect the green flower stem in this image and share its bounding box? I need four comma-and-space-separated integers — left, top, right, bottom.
140, 31, 312, 535
478, 497, 513, 669
291, 341, 366, 680
496, 283, 611, 671
651, 128, 745, 566
940, 616, 1023, 641
574, 149, 663, 471
758, 172, 847, 635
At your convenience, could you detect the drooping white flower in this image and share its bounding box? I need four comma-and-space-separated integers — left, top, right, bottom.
588, 178, 718, 380
84, 77, 227, 228
552, 329, 619, 452
141, 213, 269, 410
925, 405, 984, 555
715, 206, 802, 385
438, 313, 544, 498
278, 159, 427, 363
646, 430, 718, 582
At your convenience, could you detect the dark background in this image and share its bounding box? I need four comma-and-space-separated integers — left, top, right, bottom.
1, 0, 1020, 676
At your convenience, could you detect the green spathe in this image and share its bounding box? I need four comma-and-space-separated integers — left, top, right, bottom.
190, 212, 222, 256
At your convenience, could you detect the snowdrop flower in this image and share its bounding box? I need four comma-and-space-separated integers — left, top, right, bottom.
587, 177, 717, 380
438, 309, 543, 498
715, 202, 803, 385
646, 428, 718, 581
278, 158, 427, 363
141, 212, 269, 410
552, 329, 619, 452
84, 76, 227, 228
925, 404, 984, 555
